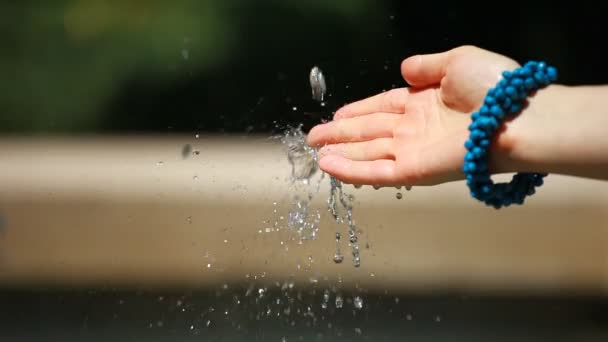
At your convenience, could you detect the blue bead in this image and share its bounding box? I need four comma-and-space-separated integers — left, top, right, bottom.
534, 71, 548, 85
524, 77, 536, 89
479, 105, 490, 116
546, 66, 557, 81
517, 90, 528, 100
473, 149, 486, 159
515, 67, 531, 78
511, 77, 524, 88
509, 103, 522, 114
490, 105, 504, 118
471, 129, 487, 140
487, 116, 498, 130
525, 61, 538, 70
471, 112, 480, 121
485, 95, 496, 105
503, 96, 512, 109
465, 152, 475, 161
494, 88, 505, 101
538, 61, 546, 70
505, 86, 517, 99
479, 139, 490, 147
464, 140, 474, 149
502, 71, 512, 79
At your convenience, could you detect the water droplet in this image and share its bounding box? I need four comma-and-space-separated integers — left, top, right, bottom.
193, 175, 198, 181
435, 315, 442, 322
195, 134, 200, 139
406, 314, 412, 321
206, 263, 211, 268
335, 295, 343, 308
354, 327, 362, 335
353, 296, 363, 309
396, 192, 403, 199
206, 320, 211, 327
181, 144, 192, 158
389, 14, 395, 20
292, 106, 298, 111
182, 49, 189, 60
354, 184, 362, 189
321, 290, 330, 309
193, 150, 200, 156
186, 216, 192, 224
223, 239, 228, 244
406, 185, 412, 191
333, 253, 344, 263
156, 161, 164, 166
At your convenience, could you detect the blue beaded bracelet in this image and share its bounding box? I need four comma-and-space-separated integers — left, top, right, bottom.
463, 61, 558, 209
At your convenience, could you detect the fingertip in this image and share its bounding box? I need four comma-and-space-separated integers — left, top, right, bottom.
333, 105, 350, 119
318, 154, 347, 174
306, 125, 322, 146
401, 51, 449, 87
400, 54, 422, 80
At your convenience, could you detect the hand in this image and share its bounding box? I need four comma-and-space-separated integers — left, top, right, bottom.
306, 45, 521, 187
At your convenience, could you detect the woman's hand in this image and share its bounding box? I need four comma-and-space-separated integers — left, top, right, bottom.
306, 45, 521, 187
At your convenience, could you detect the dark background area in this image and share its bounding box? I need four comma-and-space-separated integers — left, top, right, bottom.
1, 1, 607, 135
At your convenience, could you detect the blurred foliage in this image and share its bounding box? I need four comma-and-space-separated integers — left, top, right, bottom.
0, 0, 380, 132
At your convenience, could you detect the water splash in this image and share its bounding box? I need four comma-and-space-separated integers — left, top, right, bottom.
273, 125, 362, 267
328, 175, 361, 267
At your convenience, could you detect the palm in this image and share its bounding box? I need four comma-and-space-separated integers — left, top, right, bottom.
307, 46, 521, 187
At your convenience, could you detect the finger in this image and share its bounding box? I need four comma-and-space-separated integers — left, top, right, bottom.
334, 88, 409, 119
307, 113, 399, 147
319, 154, 397, 186
319, 138, 395, 161
401, 50, 450, 87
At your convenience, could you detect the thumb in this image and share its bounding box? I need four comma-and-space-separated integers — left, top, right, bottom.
401, 50, 451, 87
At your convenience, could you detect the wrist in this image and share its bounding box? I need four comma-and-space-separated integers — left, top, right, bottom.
488, 84, 565, 175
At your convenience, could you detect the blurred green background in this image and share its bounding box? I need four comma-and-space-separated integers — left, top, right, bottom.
2, 1, 607, 134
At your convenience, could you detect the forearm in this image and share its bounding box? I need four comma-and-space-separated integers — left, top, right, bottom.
494, 84, 608, 180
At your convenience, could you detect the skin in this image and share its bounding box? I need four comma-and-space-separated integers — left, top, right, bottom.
306, 45, 608, 187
